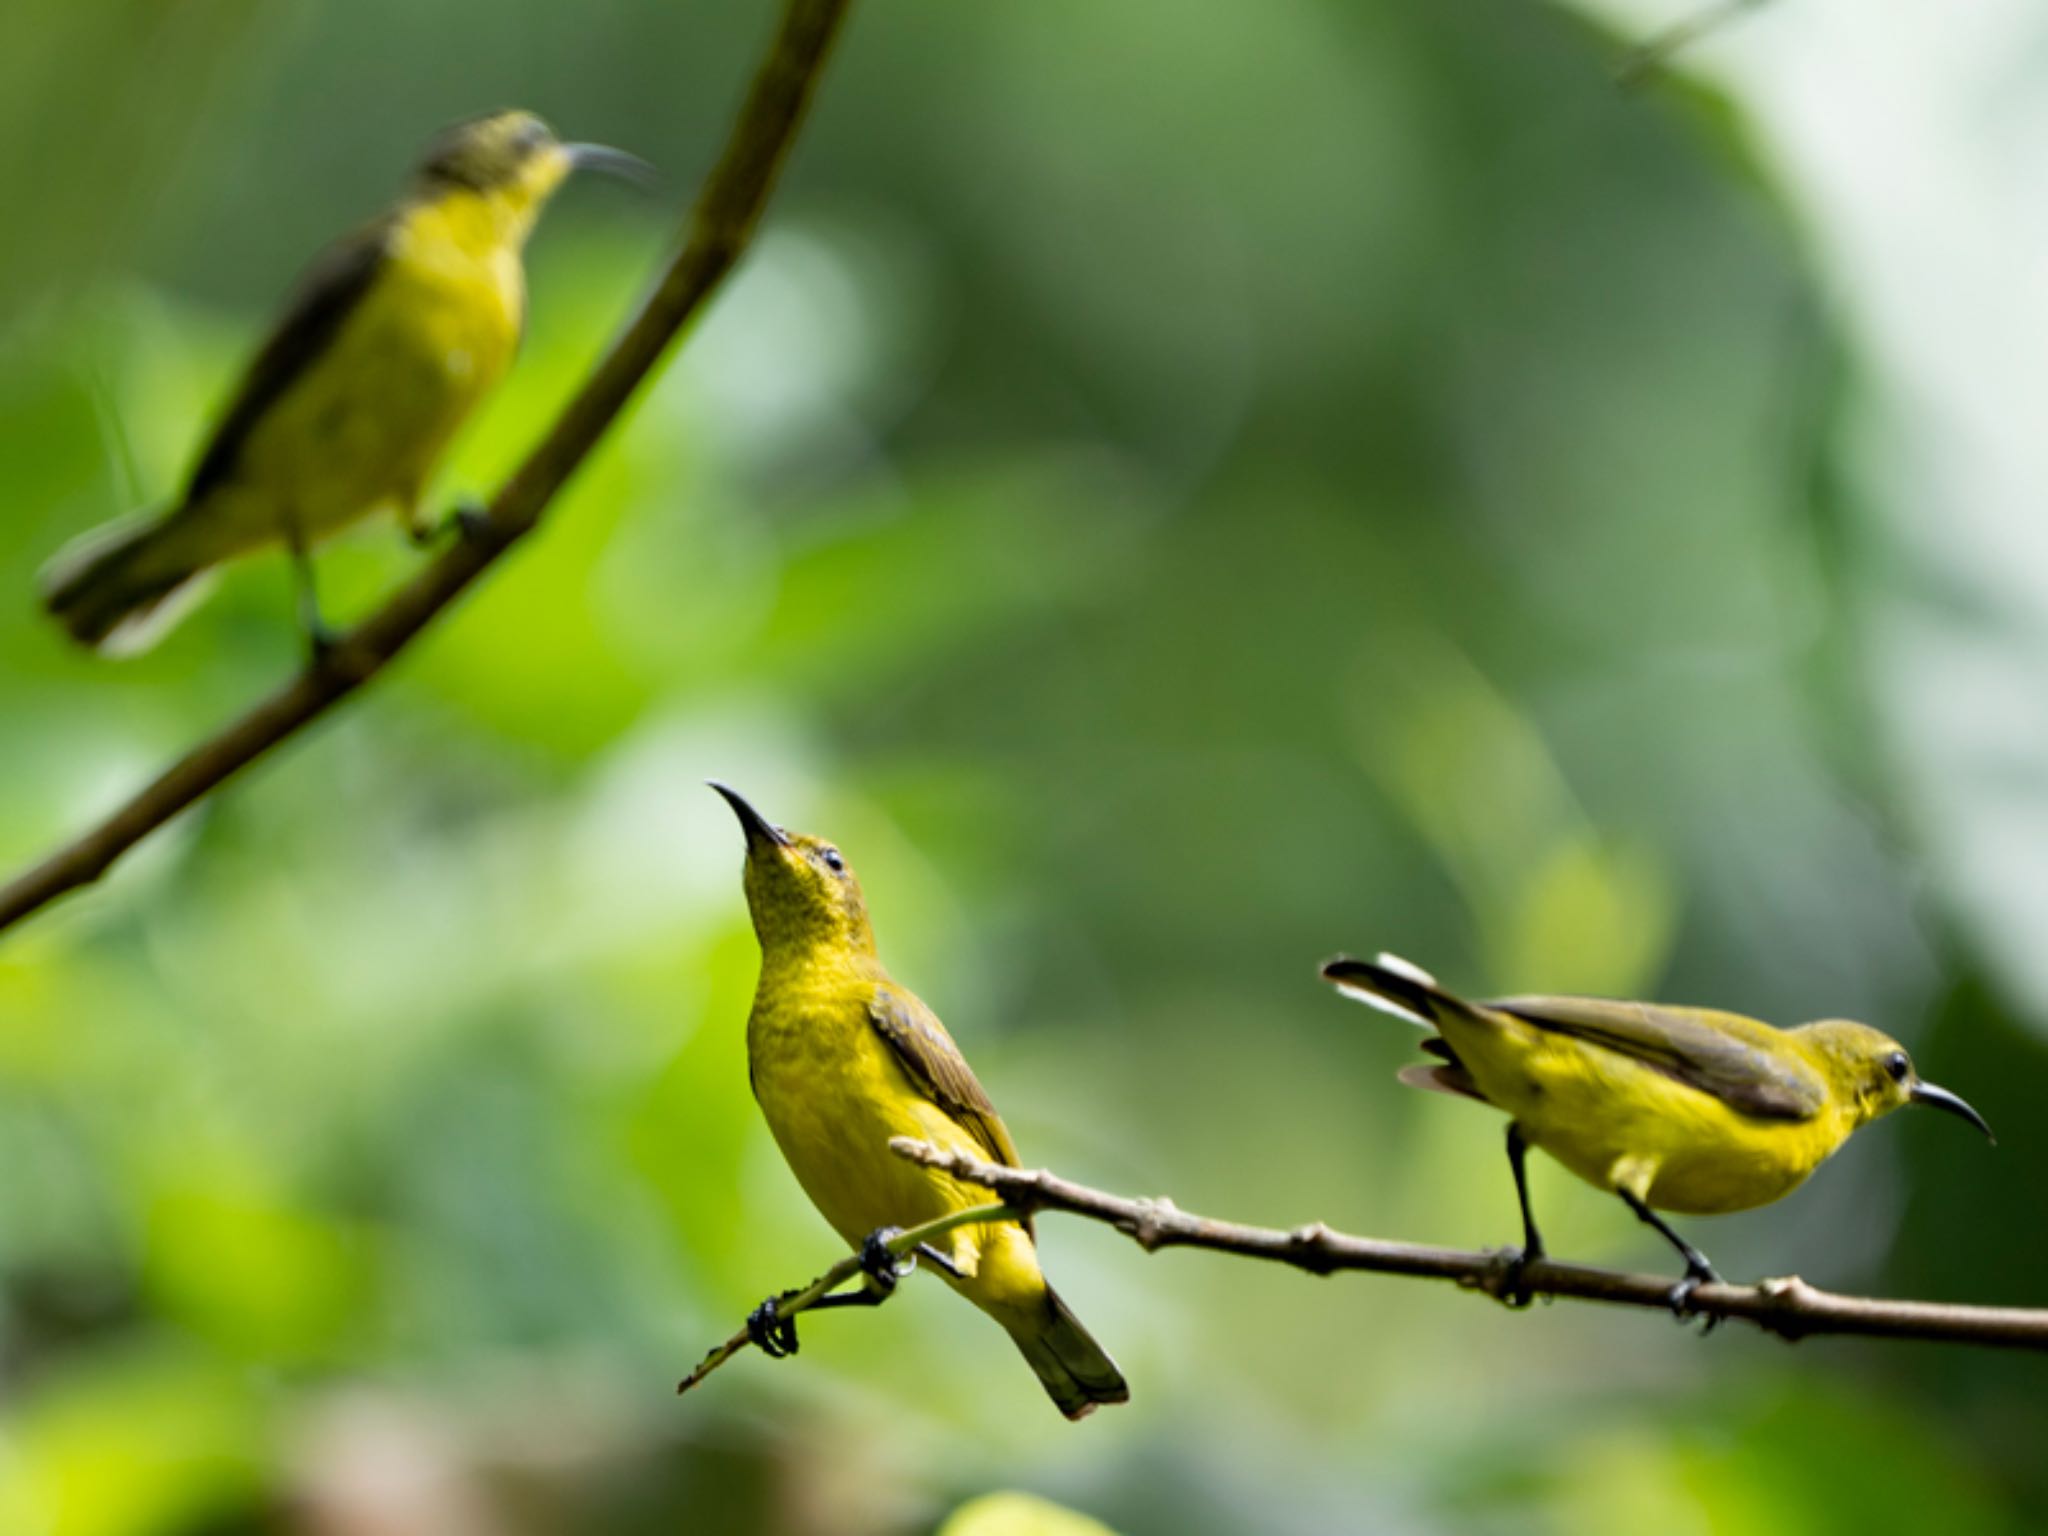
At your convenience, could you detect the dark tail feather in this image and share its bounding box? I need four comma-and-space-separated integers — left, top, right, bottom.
41, 515, 211, 655
1008, 1287, 1128, 1421
1320, 952, 1456, 1027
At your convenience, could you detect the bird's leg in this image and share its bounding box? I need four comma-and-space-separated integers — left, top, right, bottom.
748, 1252, 907, 1356
1616, 1187, 1723, 1332
915, 1243, 966, 1280
282, 510, 336, 662
806, 1286, 891, 1311
1508, 1124, 1546, 1260
746, 1290, 802, 1358
789, 1228, 913, 1328
1495, 1122, 1545, 1308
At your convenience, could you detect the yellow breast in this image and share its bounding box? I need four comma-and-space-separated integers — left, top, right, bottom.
745, 957, 1047, 1316
748, 958, 966, 1239
381, 194, 525, 390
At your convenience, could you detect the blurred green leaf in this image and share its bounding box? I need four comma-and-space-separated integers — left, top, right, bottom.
939, 1492, 1122, 1536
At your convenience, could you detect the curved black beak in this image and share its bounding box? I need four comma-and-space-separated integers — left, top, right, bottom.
708, 781, 789, 850
1910, 1080, 1995, 1144
566, 142, 656, 187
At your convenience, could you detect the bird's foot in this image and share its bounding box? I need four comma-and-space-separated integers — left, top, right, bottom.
303, 620, 341, 671
1667, 1260, 1723, 1335
449, 497, 501, 547
858, 1228, 909, 1295
1487, 1244, 1545, 1310
409, 498, 500, 549
747, 1290, 802, 1358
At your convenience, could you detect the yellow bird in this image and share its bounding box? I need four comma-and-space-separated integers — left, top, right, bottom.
41, 109, 646, 655
712, 783, 1128, 1419
1322, 952, 1992, 1313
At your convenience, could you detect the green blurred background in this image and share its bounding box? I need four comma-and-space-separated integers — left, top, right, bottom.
3, 0, 2045, 1531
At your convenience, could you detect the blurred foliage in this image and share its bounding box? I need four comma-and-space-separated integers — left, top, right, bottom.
937, 1493, 1119, 1536
1, 0, 2046, 1533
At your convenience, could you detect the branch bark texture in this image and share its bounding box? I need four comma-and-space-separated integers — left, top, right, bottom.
0, 0, 854, 938
674, 1138, 2045, 1407
882, 1140, 2048, 1353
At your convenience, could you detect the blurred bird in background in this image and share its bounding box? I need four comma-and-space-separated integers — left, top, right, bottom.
41, 108, 648, 656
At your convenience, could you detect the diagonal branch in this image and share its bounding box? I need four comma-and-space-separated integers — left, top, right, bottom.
862, 1141, 2046, 1352
0, 0, 855, 939
675, 1201, 1022, 1396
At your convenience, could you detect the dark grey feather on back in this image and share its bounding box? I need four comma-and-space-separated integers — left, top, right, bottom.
182, 215, 395, 506
1490, 995, 1826, 1121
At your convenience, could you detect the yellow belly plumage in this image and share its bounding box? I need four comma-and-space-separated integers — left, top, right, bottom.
747, 959, 1047, 1318
173, 204, 520, 565
1443, 1011, 1849, 1216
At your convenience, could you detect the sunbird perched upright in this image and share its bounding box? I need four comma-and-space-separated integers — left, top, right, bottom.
1322, 953, 1993, 1314
41, 110, 647, 655
711, 783, 1128, 1420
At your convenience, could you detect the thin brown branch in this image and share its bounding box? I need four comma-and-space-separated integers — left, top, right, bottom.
676, 1202, 1022, 1396
0, 0, 854, 938
889, 1139, 2048, 1352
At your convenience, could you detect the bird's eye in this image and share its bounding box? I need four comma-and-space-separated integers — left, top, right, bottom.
1885, 1050, 1911, 1083
820, 847, 845, 874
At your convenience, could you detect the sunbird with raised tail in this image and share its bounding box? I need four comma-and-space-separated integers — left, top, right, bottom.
1322, 953, 1992, 1314
41, 110, 647, 655
712, 783, 1128, 1419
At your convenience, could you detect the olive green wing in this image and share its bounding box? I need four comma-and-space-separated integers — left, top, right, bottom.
868, 982, 1023, 1169
1489, 994, 1826, 1121
183, 214, 396, 505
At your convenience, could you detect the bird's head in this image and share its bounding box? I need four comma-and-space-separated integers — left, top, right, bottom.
413, 110, 649, 232
710, 782, 877, 959
1797, 1019, 1993, 1141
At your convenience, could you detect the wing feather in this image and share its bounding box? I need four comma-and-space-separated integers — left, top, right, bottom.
1489, 995, 1825, 1121
183, 215, 396, 505
867, 983, 1022, 1169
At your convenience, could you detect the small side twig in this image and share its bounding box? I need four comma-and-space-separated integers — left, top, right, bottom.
676, 1201, 1020, 1396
